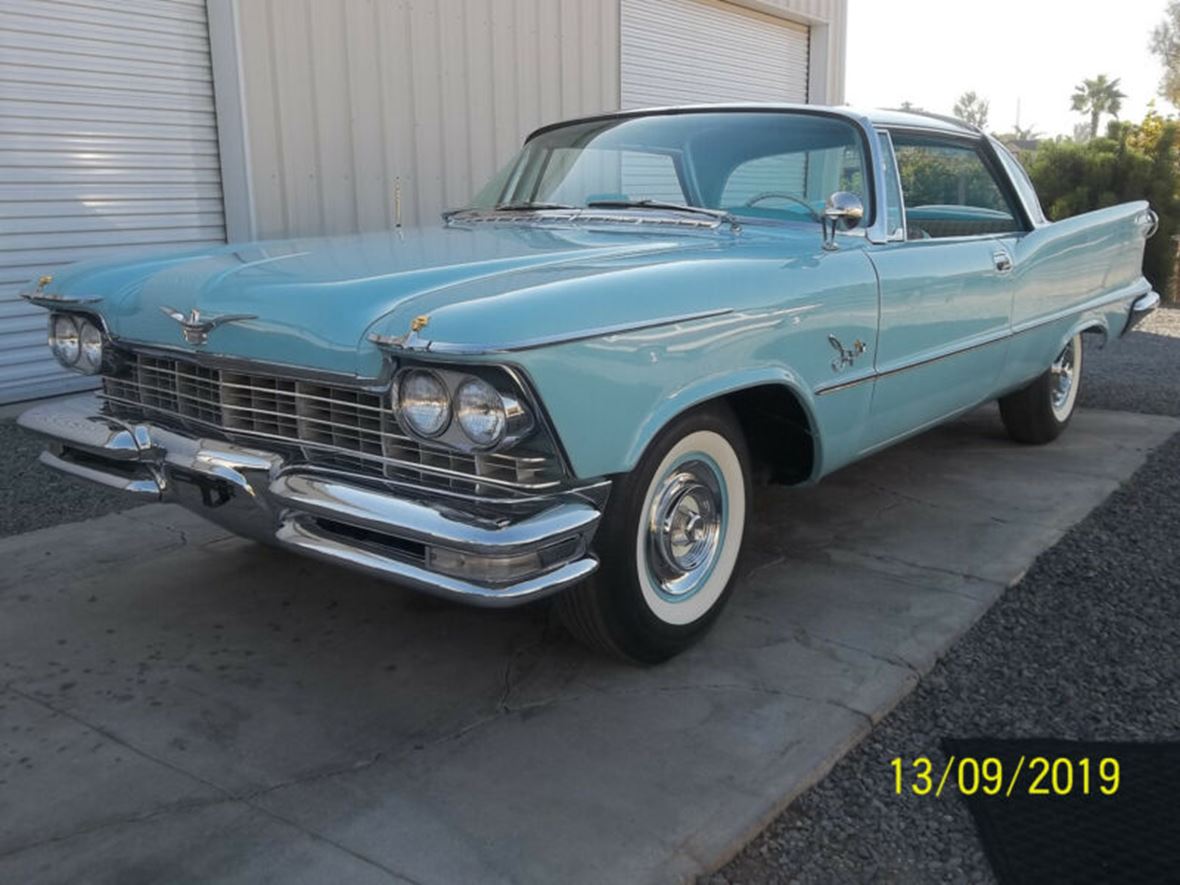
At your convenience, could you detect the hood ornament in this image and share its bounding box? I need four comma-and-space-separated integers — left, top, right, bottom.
160, 306, 257, 345
369, 315, 432, 351
828, 334, 867, 372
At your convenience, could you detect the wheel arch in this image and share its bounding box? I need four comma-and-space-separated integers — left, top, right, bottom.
623, 369, 822, 486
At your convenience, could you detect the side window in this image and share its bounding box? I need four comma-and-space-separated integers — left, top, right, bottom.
993, 141, 1047, 225
891, 133, 1024, 239
876, 130, 905, 241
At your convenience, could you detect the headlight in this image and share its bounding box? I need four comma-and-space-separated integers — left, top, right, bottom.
77, 319, 104, 374
396, 369, 450, 437
49, 315, 80, 367
455, 377, 507, 447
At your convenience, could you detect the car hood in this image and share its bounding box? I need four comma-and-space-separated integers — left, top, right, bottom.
42, 222, 812, 377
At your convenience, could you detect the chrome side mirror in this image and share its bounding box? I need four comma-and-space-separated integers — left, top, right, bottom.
822, 191, 865, 250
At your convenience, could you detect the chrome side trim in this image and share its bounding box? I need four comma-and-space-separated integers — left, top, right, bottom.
815, 281, 1151, 396
370, 309, 735, 355
276, 518, 599, 608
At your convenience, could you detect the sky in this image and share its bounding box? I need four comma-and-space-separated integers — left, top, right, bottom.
845, 0, 1169, 137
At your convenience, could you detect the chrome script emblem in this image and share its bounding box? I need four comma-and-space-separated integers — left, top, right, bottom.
828, 334, 867, 372
160, 306, 257, 345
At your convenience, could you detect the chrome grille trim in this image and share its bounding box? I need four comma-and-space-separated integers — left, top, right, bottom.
100, 353, 565, 494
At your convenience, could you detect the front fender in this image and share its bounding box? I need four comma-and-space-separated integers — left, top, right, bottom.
624, 367, 822, 478
509, 300, 879, 481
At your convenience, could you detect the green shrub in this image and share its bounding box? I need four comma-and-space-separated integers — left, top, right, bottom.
1024, 111, 1180, 299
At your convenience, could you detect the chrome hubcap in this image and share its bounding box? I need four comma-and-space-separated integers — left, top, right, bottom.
1050, 339, 1076, 413
646, 460, 724, 598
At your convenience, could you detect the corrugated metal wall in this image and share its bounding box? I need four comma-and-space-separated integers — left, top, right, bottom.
620, 0, 810, 108
234, 0, 621, 237
0, 0, 226, 403
753, 0, 848, 106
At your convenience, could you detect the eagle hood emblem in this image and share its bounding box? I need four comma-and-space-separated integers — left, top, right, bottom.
160, 306, 257, 346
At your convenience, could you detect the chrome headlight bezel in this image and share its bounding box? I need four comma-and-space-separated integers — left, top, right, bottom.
391, 365, 535, 452
48, 313, 106, 375
393, 368, 452, 439
49, 314, 80, 367
455, 376, 508, 448
77, 319, 104, 374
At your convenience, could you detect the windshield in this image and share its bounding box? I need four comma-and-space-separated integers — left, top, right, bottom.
465, 111, 872, 226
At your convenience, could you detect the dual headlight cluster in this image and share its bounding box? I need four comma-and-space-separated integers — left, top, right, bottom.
48, 313, 104, 375
394, 368, 530, 450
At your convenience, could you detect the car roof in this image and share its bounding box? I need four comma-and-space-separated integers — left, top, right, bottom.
525, 103, 981, 141
852, 107, 981, 135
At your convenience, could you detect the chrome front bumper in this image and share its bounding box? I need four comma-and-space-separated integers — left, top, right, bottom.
18, 394, 605, 607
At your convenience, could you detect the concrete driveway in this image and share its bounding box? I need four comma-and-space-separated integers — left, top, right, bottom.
1, 406, 1176, 885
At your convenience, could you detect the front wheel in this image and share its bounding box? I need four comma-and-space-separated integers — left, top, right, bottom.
999, 333, 1083, 444
556, 404, 750, 664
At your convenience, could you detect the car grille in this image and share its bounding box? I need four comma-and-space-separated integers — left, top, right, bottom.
100, 353, 564, 494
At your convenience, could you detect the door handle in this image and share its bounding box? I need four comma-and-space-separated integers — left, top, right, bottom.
993, 251, 1013, 273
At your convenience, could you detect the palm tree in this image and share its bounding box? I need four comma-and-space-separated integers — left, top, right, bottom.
952, 91, 990, 128
1013, 123, 1042, 142
1071, 75, 1127, 139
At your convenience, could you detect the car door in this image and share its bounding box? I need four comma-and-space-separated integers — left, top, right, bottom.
859, 129, 1027, 451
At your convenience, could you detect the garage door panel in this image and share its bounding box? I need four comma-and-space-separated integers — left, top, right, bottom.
0, 181, 225, 202
0, 112, 219, 141
0, 8, 211, 55
0, 0, 225, 402
0, 198, 223, 221
0, 134, 221, 156
1, 46, 212, 85
0, 30, 212, 71
1, 225, 225, 254
621, 0, 809, 108
0, 63, 215, 100
0, 82, 215, 116
1, 211, 225, 236
3, 0, 210, 37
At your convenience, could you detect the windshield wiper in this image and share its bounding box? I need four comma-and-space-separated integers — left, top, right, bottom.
494, 201, 578, 211
584, 199, 740, 231
443, 201, 577, 221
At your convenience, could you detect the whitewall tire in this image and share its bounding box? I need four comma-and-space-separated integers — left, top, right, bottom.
556, 404, 751, 663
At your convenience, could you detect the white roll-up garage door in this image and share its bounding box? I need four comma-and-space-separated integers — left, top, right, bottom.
0, 0, 226, 404
621, 0, 810, 109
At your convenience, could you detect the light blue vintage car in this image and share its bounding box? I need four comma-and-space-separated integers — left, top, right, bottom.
19, 105, 1159, 662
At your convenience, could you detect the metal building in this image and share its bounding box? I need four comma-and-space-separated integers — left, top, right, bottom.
0, 0, 848, 403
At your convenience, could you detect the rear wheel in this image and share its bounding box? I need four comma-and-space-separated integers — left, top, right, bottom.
999, 333, 1083, 444
557, 404, 750, 664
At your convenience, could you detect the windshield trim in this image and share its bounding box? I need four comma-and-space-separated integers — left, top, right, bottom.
515, 106, 878, 233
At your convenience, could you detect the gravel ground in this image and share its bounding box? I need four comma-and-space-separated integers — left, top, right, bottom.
0, 409, 133, 537
709, 313, 1180, 885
